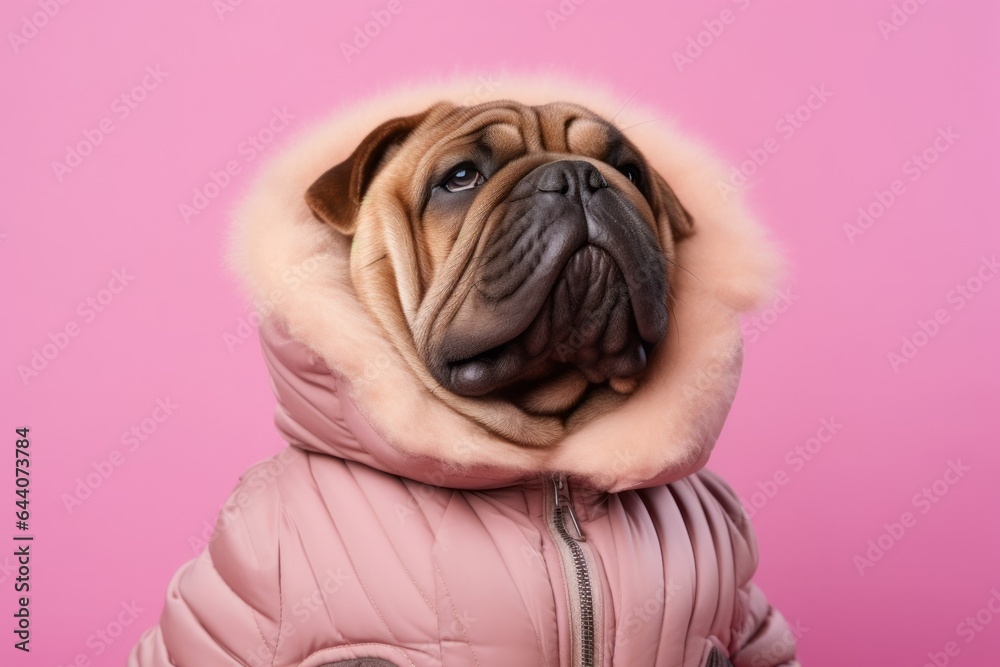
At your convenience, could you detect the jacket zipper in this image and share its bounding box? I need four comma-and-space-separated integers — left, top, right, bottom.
549, 475, 599, 667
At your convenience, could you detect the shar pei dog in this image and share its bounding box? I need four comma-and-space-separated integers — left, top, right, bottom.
130, 76, 798, 667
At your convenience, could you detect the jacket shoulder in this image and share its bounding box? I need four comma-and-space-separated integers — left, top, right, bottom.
678, 467, 762, 613
207, 447, 307, 621
131, 448, 311, 666
691, 468, 760, 562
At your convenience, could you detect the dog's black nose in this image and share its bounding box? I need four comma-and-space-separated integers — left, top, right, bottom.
533, 160, 608, 196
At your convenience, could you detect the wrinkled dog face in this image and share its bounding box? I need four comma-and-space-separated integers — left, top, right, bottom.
307, 100, 692, 425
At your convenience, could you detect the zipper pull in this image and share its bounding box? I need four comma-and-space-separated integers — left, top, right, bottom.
553, 476, 586, 541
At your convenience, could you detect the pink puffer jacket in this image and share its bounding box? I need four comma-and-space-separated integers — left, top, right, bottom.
130, 76, 799, 667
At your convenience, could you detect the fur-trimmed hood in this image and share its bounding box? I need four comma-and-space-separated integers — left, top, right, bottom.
228, 75, 782, 492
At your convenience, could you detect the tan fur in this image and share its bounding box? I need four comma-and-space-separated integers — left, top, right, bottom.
228, 74, 784, 491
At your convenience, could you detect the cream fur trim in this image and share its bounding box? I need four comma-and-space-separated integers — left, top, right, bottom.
228, 73, 783, 491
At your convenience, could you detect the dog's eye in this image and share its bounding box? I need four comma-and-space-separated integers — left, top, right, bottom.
618, 164, 642, 188
443, 165, 485, 192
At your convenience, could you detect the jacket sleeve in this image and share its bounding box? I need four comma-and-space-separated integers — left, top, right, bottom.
729, 583, 800, 667
129, 457, 286, 667
697, 469, 801, 667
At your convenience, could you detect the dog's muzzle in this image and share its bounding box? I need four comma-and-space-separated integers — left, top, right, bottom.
432, 160, 669, 397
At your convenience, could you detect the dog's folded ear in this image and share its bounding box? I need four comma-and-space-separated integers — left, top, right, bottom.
650, 169, 695, 240
306, 111, 429, 235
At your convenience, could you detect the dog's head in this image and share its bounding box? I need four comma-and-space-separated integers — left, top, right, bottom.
305, 100, 694, 431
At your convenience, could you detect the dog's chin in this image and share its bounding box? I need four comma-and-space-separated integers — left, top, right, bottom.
429, 243, 666, 403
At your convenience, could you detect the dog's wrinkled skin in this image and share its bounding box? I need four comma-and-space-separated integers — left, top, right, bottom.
306, 101, 694, 445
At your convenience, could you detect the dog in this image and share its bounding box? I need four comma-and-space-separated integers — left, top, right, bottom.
305, 98, 695, 443
130, 76, 799, 667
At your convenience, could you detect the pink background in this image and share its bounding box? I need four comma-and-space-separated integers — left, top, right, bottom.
3, 0, 999, 665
